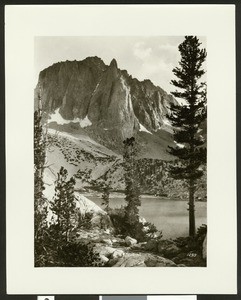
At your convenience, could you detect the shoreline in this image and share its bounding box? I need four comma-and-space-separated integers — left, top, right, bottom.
76, 190, 207, 202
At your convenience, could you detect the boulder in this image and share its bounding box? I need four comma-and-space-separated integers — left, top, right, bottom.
112, 253, 146, 267
112, 252, 176, 267
112, 237, 126, 247
157, 240, 181, 258
101, 239, 113, 246
112, 249, 125, 259
94, 245, 116, 258
125, 236, 137, 246
107, 258, 119, 267
131, 242, 146, 251
144, 254, 176, 267
202, 235, 207, 259
99, 255, 109, 264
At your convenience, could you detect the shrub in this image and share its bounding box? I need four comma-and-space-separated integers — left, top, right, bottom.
174, 224, 207, 255
35, 225, 104, 267
109, 207, 159, 242
144, 221, 162, 239
55, 241, 103, 267
78, 212, 93, 230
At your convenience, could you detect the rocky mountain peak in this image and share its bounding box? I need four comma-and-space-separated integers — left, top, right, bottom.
35, 56, 176, 140
109, 58, 118, 69
82, 56, 106, 68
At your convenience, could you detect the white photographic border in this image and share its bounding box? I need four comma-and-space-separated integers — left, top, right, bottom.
5, 4, 236, 295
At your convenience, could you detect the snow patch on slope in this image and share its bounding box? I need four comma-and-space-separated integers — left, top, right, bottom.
47, 128, 118, 157
160, 118, 173, 133
163, 118, 171, 126
139, 123, 152, 135
79, 115, 92, 128
49, 108, 70, 125
49, 108, 92, 128
174, 141, 184, 148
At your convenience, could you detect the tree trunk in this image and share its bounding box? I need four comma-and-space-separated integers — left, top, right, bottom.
189, 178, 196, 237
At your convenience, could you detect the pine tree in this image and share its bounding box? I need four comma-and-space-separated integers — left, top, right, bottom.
34, 94, 48, 241
34, 92, 50, 266
167, 36, 207, 237
100, 172, 111, 213
50, 167, 77, 242
123, 137, 141, 227
101, 184, 110, 213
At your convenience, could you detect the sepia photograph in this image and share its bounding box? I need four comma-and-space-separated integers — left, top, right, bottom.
5, 4, 236, 295
34, 36, 207, 268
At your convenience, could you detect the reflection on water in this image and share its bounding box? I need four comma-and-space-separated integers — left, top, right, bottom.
88, 193, 207, 239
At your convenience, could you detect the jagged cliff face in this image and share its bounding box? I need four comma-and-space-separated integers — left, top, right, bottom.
87, 59, 139, 139
36, 57, 106, 119
35, 56, 176, 139
130, 78, 175, 130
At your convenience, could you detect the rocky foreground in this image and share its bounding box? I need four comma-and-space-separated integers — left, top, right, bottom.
71, 194, 207, 267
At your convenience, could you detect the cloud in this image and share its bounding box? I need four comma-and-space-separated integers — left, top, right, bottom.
133, 42, 152, 60
35, 36, 191, 93
138, 59, 174, 91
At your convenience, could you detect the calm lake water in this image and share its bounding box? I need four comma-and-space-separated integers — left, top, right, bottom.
87, 193, 207, 239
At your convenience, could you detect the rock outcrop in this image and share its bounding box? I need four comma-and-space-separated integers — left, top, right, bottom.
111, 253, 177, 267
35, 56, 176, 140
75, 193, 113, 229
125, 236, 138, 246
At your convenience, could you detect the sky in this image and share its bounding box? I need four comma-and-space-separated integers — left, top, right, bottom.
34, 36, 206, 94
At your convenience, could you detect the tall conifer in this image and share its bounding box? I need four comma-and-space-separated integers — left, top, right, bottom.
51, 167, 76, 242
167, 36, 207, 236
34, 93, 47, 241
123, 137, 140, 227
